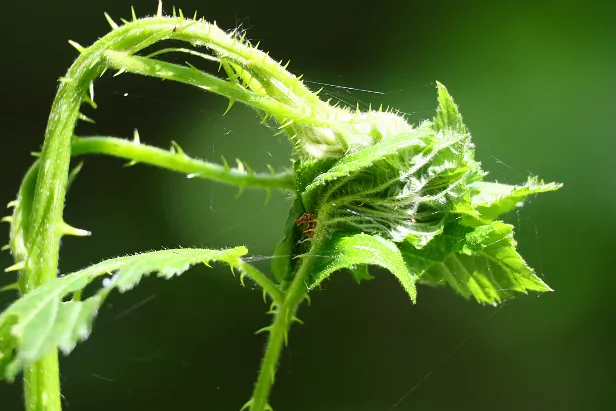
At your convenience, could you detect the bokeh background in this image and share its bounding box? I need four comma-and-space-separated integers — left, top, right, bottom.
1, 1, 613, 410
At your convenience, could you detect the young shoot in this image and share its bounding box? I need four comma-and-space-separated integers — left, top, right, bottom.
0, 3, 561, 411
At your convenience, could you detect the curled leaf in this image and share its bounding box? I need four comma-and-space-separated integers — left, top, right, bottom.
310, 233, 418, 302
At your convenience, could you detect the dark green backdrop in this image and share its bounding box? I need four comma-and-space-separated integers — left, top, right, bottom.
1, 1, 613, 410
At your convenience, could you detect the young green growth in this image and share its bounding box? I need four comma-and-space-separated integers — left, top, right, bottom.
0, 3, 561, 411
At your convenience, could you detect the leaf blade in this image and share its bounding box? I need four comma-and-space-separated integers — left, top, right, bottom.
310, 233, 418, 302
0, 247, 247, 381
401, 221, 551, 304
434, 81, 466, 134
469, 176, 562, 222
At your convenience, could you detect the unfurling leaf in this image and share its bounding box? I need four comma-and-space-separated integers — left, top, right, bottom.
293, 82, 559, 305
0, 247, 246, 381
298, 121, 479, 247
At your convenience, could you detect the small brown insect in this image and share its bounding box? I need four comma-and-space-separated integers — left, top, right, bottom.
172, 26, 178, 32
295, 213, 317, 238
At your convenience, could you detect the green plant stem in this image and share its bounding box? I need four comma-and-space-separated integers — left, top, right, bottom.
17, 15, 229, 411
10, 13, 324, 411
71, 137, 294, 191
237, 261, 284, 305
103, 51, 331, 128
23, 354, 61, 411
20, 49, 102, 411
248, 237, 322, 411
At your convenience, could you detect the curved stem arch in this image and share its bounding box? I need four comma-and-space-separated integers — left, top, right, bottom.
14, 10, 310, 411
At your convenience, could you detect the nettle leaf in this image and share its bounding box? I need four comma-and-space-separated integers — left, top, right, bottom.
400, 221, 551, 304
469, 176, 562, 222
0, 247, 247, 381
300, 130, 430, 209
298, 121, 479, 248
310, 233, 418, 301
292, 82, 557, 306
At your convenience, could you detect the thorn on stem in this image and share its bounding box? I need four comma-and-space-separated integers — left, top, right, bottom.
0, 282, 19, 293
255, 326, 272, 335
133, 129, 141, 144
223, 99, 236, 115
60, 222, 91, 237
68, 40, 86, 53
78, 113, 95, 124
67, 161, 85, 189
263, 189, 272, 207
220, 156, 230, 171
89, 82, 95, 103
170, 140, 185, 155
4, 261, 25, 273
235, 158, 245, 173
104, 12, 119, 29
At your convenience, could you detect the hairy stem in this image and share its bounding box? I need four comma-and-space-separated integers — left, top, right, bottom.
248, 236, 322, 411
13, 14, 280, 411
237, 261, 284, 305
8, 11, 326, 411
103, 51, 330, 128
71, 137, 294, 191
19, 35, 105, 411
23, 355, 61, 411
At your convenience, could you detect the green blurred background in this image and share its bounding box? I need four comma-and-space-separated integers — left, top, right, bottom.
1, 1, 613, 410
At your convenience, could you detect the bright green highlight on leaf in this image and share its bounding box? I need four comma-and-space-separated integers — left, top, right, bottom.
401, 220, 551, 304
469, 176, 562, 223
310, 233, 417, 301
